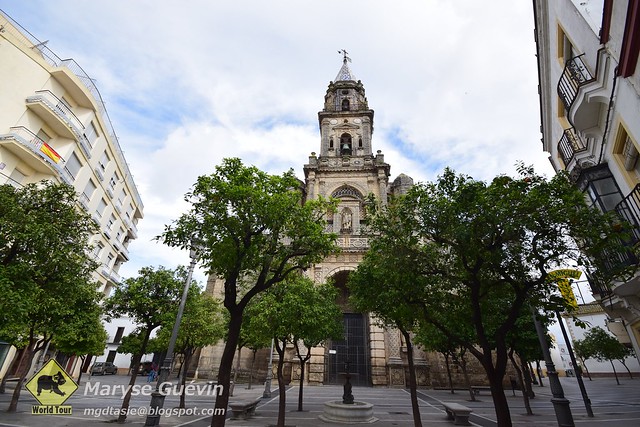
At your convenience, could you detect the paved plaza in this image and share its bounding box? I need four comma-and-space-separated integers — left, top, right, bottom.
0, 374, 638, 426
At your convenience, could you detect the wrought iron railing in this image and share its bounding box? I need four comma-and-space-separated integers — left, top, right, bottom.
0, 126, 73, 184
615, 184, 640, 243
557, 54, 594, 114
557, 127, 588, 166
26, 90, 93, 158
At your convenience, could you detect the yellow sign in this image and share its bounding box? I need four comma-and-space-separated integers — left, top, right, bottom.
25, 359, 78, 407
547, 269, 581, 311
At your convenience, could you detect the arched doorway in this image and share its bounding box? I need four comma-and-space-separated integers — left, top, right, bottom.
326, 270, 371, 386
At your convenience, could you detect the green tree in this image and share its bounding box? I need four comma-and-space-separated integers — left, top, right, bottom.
160, 158, 339, 426
290, 281, 342, 412
53, 301, 108, 384
355, 166, 633, 426
349, 245, 428, 427
0, 182, 100, 412
247, 275, 342, 426
578, 326, 634, 385
154, 285, 225, 408
103, 266, 184, 422
573, 338, 594, 380
237, 300, 272, 391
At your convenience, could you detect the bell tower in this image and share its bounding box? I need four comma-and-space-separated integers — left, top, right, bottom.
317, 51, 375, 159
303, 52, 399, 387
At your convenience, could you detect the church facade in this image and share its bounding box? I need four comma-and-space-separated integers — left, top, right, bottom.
195, 56, 445, 388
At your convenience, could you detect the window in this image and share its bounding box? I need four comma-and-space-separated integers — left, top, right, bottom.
577, 165, 623, 212
109, 173, 119, 190
82, 179, 97, 202
99, 151, 110, 172
85, 121, 99, 146
65, 152, 82, 178
341, 99, 350, 111
557, 25, 574, 64
117, 190, 126, 208
36, 129, 51, 143
8, 168, 26, 188
107, 214, 116, 230
92, 242, 104, 259
96, 198, 107, 218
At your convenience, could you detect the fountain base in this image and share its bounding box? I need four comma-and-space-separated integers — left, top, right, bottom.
319, 400, 378, 424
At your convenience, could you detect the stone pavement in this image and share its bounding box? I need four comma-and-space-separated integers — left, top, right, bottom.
0, 374, 638, 426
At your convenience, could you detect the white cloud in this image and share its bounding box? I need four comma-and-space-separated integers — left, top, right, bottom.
0, 0, 556, 283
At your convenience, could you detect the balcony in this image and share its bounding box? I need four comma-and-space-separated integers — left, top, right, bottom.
25, 90, 92, 158
0, 126, 73, 184
557, 127, 588, 167
557, 55, 594, 115
123, 217, 138, 239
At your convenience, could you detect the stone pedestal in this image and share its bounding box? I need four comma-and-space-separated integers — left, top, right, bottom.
319, 401, 378, 424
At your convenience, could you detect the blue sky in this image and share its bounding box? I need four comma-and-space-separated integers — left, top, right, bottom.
0, 0, 556, 286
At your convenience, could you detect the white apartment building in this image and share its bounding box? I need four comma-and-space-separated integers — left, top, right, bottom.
0, 10, 144, 376
534, 0, 640, 360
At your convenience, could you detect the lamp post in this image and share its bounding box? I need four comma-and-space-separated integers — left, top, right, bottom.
263, 338, 274, 398
531, 308, 575, 427
145, 247, 198, 426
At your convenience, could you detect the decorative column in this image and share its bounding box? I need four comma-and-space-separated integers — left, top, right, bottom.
386, 329, 405, 387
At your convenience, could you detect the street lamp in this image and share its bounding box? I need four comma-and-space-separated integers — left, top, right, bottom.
145, 246, 198, 426
531, 308, 575, 427
263, 338, 274, 398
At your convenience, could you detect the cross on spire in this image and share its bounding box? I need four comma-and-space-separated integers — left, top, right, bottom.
338, 49, 351, 63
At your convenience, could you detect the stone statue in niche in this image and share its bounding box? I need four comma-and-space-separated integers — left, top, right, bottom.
341, 208, 352, 233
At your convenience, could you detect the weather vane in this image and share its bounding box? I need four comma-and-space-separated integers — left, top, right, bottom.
338, 49, 351, 63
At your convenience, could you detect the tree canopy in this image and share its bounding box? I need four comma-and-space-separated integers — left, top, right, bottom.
0, 182, 101, 412
159, 158, 339, 427
352, 165, 633, 426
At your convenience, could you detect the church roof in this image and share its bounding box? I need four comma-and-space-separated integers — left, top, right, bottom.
335, 51, 357, 82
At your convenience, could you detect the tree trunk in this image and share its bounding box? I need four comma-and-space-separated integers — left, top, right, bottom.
401, 329, 422, 427
7, 339, 37, 412
117, 327, 151, 423
275, 339, 287, 427
508, 350, 532, 415
620, 360, 633, 379
179, 349, 194, 409
211, 308, 243, 427
443, 352, 454, 394
481, 353, 512, 427
535, 360, 545, 386
519, 355, 535, 398
248, 350, 257, 390
76, 355, 86, 384
297, 358, 306, 412
458, 354, 476, 402
578, 357, 592, 380
230, 346, 242, 396
610, 360, 620, 385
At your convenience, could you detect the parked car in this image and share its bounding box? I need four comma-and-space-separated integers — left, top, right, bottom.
91, 361, 118, 375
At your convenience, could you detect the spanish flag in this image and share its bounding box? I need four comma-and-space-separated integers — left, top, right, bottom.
40, 142, 61, 163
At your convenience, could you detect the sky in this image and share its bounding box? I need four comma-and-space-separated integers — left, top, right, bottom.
0, 0, 558, 287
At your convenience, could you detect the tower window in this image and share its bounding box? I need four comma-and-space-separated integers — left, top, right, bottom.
341, 99, 350, 111
330, 138, 334, 149
358, 137, 363, 148
340, 133, 352, 155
